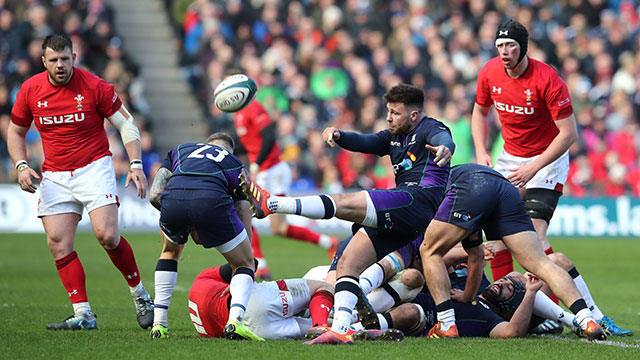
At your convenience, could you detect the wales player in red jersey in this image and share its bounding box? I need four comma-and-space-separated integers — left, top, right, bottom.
7, 33, 153, 330
234, 99, 339, 279
472, 19, 575, 281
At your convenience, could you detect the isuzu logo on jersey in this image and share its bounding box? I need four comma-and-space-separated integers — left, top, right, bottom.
492, 86, 502, 94
494, 101, 534, 115
37, 101, 48, 108
38, 113, 86, 124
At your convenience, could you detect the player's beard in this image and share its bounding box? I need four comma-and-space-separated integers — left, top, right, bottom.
481, 283, 504, 307
49, 67, 73, 86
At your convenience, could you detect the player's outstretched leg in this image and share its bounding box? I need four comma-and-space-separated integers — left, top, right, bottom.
46, 313, 97, 330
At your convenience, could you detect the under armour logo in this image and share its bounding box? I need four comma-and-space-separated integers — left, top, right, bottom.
67, 289, 78, 296
499, 30, 508, 36
127, 272, 138, 280
320, 304, 331, 312
492, 86, 502, 94
37, 101, 48, 108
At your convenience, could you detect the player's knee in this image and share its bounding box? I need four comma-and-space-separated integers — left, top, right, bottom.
97, 231, 120, 250
547, 252, 573, 270
401, 268, 425, 290
525, 188, 560, 223
401, 303, 426, 336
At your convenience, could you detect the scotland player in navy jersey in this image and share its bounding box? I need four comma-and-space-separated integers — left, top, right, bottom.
240, 84, 455, 344
419, 163, 606, 341
147, 133, 263, 341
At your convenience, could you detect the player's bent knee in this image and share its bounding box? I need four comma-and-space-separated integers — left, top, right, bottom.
525, 188, 560, 223
403, 303, 426, 336
401, 268, 425, 290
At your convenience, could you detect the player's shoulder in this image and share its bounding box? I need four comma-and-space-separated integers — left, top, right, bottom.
479, 56, 503, 77
19, 71, 48, 91
74, 67, 111, 87
236, 100, 265, 116
528, 58, 562, 81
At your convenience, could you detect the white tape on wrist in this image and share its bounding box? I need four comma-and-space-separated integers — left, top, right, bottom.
327, 132, 335, 147
130, 159, 143, 170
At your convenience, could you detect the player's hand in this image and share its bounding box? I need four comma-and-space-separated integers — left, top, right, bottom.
17, 167, 40, 193
524, 272, 544, 293
483, 243, 496, 261
450, 288, 468, 302
425, 144, 452, 167
221, 285, 230, 297
506, 162, 539, 188
126, 168, 148, 199
322, 127, 340, 147
475, 152, 493, 167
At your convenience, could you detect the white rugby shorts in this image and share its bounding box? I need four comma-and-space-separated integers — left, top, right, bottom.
255, 161, 292, 196
38, 156, 119, 217
244, 279, 312, 340
494, 150, 569, 191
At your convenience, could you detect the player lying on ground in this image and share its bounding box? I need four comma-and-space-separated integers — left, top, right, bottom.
148, 133, 261, 341
419, 163, 606, 340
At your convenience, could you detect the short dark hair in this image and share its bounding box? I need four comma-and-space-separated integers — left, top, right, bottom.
383, 84, 424, 110
206, 132, 235, 151
42, 33, 73, 53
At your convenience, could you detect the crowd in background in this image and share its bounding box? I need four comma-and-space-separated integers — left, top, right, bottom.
0, 0, 161, 187
1, 0, 639, 198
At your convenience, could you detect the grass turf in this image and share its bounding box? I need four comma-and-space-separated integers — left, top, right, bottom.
0, 233, 638, 359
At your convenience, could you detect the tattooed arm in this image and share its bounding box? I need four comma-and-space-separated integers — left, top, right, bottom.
149, 167, 172, 211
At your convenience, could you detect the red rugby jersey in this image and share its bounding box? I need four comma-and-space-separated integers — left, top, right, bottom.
188, 266, 231, 338
234, 101, 281, 170
11, 67, 122, 171
475, 57, 574, 157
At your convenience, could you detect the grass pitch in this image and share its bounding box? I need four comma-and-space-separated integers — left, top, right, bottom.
0, 233, 638, 359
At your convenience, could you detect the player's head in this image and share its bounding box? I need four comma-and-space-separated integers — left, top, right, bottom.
383, 84, 424, 135
206, 132, 235, 153
495, 19, 528, 68
481, 272, 526, 314
42, 33, 75, 86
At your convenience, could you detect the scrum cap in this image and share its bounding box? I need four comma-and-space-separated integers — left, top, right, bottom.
495, 19, 529, 64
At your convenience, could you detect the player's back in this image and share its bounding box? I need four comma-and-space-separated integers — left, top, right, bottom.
162, 142, 244, 197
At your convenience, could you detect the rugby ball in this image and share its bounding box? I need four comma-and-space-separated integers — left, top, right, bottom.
213, 74, 258, 112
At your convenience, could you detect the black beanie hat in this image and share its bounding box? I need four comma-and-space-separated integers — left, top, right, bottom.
495, 19, 529, 64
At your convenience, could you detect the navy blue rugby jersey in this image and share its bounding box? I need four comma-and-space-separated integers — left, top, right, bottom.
160, 142, 245, 199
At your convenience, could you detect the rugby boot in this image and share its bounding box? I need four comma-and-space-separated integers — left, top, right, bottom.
304, 324, 330, 340
426, 322, 459, 338
355, 292, 380, 329
133, 289, 154, 329
353, 328, 404, 342
46, 312, 97, 330
532, 319, 563, 335
224, 321, 265, 341
583, 319, 607, 341
600, 316, 633, 336
255, 267, 272, 282
239, 169, 273, 219
302, 329, 355, 345
150, 324, 168, 339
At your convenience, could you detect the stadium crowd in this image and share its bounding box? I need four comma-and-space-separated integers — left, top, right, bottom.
1, 0, 639, 198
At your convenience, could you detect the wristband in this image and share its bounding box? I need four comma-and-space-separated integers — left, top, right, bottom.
130, 159, 143, 170
15, 160, 29, 172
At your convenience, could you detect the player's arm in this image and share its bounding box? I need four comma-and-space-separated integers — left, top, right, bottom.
7, 122, 40, 193
149, 166, 171, 210
460, 243, 484, 302
489, 274, 543, 338
107, 104, 148, 199
425, 127, 455, 167
250, 123, 276, 177
471, 103, 493, 167
505, 114, 577, 187
323, 127, 389, 156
